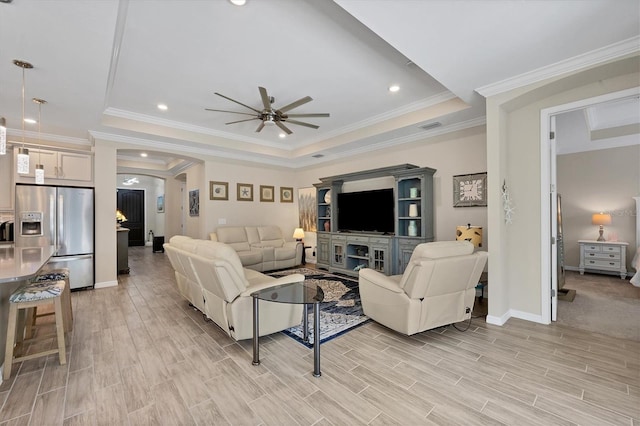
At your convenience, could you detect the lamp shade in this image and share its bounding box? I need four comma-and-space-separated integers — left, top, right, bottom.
456, 225, 483, 248
592, 213, 611, 226
293, 228, 305, 240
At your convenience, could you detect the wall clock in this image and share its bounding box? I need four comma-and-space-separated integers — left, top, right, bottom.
453, 173, 487, 207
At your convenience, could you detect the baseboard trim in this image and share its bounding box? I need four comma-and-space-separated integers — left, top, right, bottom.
95, 280, 118, 289
486, 308, 547, 326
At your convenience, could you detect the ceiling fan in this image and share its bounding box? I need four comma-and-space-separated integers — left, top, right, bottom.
205, 86, 329, 135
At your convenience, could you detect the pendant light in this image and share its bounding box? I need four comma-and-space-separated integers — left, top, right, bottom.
14, 59, 33, 174
0, 117, 6, 155
33, 98, 47, 185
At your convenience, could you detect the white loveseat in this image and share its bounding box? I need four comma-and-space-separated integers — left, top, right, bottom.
164, 236, 304, 340
209, 226, 303, 272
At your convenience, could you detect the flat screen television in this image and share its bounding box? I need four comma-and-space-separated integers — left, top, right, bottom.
337, 188, 394, 234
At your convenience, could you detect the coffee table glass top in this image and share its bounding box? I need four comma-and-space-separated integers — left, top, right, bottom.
251, 281, 324, 305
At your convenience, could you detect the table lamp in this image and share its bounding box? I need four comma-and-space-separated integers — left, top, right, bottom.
293, 228, 305, 242
591, 212, 611, 241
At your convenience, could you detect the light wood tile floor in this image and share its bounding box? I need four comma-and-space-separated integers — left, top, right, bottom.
1, 247, 638, 425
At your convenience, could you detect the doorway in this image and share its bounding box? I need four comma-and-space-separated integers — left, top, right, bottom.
117, 188, 145, 246
540, 87, 640, 323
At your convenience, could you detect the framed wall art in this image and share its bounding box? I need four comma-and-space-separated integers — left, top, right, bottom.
453, 172, 487, 207
210, 181, 228, 200
260, 185, 275, 202
188, 189, 200, 216
156, 195, 165, 213
298, 187, 317, 231
237, 183, 253, 201
280, 187, 294, 203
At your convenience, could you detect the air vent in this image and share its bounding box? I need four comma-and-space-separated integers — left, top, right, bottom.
312, 154, 324, 158
419, 122, 442, 131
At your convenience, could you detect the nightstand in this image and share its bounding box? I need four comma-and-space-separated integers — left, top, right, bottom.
578, 240, 628, 279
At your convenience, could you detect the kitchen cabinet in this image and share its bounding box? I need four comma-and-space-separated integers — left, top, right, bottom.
0, 153, 14, 210
15, 147, 93, 183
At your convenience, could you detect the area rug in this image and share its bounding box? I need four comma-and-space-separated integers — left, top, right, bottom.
268, 268, 368, 347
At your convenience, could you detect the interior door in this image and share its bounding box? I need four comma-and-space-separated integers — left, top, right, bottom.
117, 188, 145, 246
550, 115, 559, 321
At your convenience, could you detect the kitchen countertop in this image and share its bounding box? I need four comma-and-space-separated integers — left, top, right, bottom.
0, 245, 57, 283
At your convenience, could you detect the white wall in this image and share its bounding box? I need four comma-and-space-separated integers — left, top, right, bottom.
94, 140, 117, 288
296, 126, 488, 248
557, 144, 639, 268
485, 54, 640, 323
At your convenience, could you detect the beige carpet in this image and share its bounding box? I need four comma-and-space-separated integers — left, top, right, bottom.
557, 270, 640, 341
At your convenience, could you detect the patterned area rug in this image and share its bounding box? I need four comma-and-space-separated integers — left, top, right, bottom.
268, 267, 368, 347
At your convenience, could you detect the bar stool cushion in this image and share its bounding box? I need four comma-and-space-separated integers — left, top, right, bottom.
32, 271, 69, 282
10, 280, 65, 303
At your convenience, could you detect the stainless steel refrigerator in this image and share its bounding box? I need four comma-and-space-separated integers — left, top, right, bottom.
15, 184, 94, 290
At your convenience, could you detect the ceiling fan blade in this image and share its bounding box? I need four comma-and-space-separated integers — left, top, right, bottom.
275, 121, 293, 135
205, 108, 257, 117
214, 92, 261, 114
285, 119, 319, 129
255, 122, 265, 133
258, 86, 271, 111
278, 96, 312, 113
285, 113, 330, 118
225, 117, 259, 125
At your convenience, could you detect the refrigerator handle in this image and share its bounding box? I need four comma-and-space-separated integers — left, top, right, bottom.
48, 254, 93, 262
57, 193, 63, 251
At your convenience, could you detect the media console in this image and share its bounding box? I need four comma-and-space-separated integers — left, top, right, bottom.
314, 164, 436, 277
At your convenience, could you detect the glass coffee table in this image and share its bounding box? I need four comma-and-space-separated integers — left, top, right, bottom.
251, 281, 325, 377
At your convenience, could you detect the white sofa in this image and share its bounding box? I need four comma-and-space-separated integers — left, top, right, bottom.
164, 236, 305, 340
359, 241, 488, 335
209, 226, 303, 272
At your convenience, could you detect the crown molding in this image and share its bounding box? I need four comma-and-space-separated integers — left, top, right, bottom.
102, 108, 287, 149
7, 128, 91, 146
476, 36, 640, 98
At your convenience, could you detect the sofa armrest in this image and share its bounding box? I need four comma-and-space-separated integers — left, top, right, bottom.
359, 268, 403, 294
241, 273, 306, 297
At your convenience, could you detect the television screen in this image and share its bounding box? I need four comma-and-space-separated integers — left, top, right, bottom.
337, 189, 394, 233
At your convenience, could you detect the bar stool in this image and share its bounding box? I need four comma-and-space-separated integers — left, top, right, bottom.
3, 280, 67, 381
29, 268, 73, 334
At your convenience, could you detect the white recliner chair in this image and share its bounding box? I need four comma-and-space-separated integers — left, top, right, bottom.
358, 241, 488, 335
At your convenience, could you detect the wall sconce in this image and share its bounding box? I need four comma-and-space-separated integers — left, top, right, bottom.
591, 212, 611, 241
293, 228, 305, 241
456, 224, 483, 248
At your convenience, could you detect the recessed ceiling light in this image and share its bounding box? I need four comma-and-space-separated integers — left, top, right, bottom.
229, 0, 246, 5
140, 152, 148, 157
24, 118, 36, 124
279, 133, 286, 139
388, 85, 400, 93
157, 103, 168, 111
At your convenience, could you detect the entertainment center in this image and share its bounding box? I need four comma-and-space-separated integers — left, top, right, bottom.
314, 164, 436, 277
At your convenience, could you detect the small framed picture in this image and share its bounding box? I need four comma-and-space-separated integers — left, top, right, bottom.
280, 187, 294, 203
260, 185, 275, 202
156, 195, 165, 213
189, 189, 200, 216
237, 183, 253, 201
453, 172, 487, 207
210, 181, 228, 200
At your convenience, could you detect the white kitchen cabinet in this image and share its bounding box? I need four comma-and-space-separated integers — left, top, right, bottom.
0, 153, 14, 210
15, 147, 93, 183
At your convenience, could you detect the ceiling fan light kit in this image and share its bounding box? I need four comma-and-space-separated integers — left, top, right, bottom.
206, 86, 329, 135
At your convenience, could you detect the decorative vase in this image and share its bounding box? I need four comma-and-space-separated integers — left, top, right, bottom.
324, 221, 330, 232
409, 188, 418, 198
408, 203, 418, 217
408, 220, 418, 237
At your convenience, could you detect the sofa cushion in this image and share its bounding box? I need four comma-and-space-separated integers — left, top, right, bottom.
216, 227, 251, 252
256, 226, 285, 248
237, 250, 263, 267
274, 245, 297, 261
